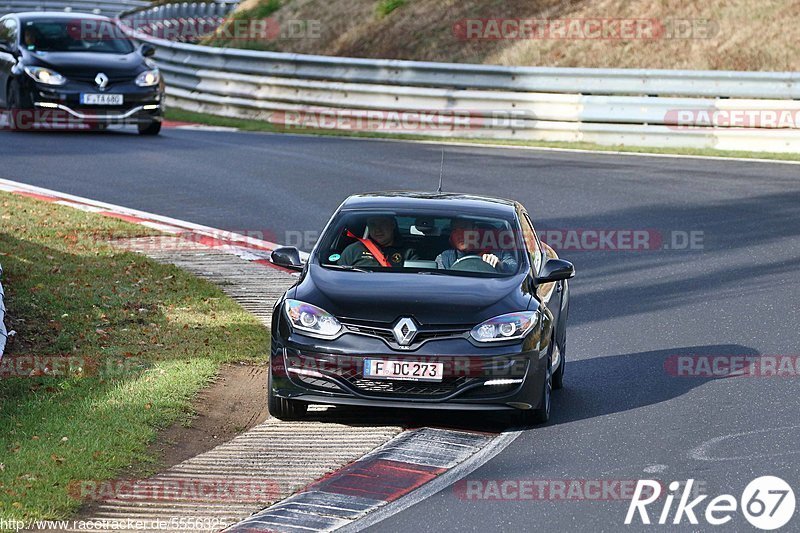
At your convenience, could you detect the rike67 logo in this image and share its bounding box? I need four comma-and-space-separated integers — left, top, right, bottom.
626, 476, 796, 530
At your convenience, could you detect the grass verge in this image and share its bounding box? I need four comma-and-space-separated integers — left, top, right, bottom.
376, 0, 406, 18
0, 191, 270, 523
166, 108, 800, 163
202, 0, 283, 48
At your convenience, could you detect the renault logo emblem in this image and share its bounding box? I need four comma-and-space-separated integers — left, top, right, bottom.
95, 72, 109, 89
392, 317, 418, 347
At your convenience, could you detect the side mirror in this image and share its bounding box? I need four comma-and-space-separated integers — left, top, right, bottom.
0, 41, 12, 54
536, 258, 575, 284
140, 43, 155, 57
270, 247, 304, 271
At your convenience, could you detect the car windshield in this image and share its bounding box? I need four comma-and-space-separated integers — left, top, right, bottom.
316, 209, 525, 277
21, 19, 135, 54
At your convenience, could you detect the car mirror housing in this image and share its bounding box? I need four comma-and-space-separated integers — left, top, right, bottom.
140, 44, 156, 57
0, 41, 12, 54
271, 246, 304, 271
536, 258, 575, 284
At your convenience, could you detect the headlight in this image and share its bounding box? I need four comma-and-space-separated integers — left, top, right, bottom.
284, 299, 342, 339
24, 66, 67, 86
470, 311, 538, 343
135, 69, 160, 87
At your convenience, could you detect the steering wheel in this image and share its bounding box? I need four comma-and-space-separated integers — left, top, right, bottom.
450, 255, 497, 273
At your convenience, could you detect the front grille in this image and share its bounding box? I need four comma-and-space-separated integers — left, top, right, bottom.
415, 328, 469, 342
350, 377, 470, 396
340, 318, 469, 348
343, 324, 395, 343
68, 74, 136, 86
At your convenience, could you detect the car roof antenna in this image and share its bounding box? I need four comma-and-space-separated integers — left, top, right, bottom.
437, 148, 445, 193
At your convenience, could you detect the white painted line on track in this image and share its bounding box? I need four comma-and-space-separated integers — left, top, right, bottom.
0, 177, 309, 262
174, 125, 240, 132
689, 424, 800, 462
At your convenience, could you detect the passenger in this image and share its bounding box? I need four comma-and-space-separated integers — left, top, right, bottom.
338, 215, 418, 267
436, 218, 518, 273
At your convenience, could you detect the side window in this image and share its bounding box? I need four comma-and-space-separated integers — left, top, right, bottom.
520, 212, 543, 274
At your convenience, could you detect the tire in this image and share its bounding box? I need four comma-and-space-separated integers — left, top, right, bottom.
552, 334, 565, 390
6, 79, 33, 132
7, 78, 33, 110
267, 370, 308, 421
520, 351, 552, 426
138, 120, 161, 136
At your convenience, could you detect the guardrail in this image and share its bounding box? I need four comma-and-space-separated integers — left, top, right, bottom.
114, 4, 800, 153
117, 1, 237, 42
0, 0, 148, 16
6, 1, 800, 153
0, 264, 7, 359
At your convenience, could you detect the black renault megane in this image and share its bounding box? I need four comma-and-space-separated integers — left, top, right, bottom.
268, 192, 575, 424
0, 12, 164, 134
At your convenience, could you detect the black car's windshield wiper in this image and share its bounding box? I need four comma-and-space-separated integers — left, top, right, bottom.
325, 264, 373, 273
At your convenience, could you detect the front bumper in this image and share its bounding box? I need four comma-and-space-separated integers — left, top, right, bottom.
270, 327, 550, 412
25, 77, 164, 126
32, 102, 162, 124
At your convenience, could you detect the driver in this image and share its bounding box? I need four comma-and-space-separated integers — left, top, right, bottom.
23, 27, 40, 50
338, 215, 418, 267
436, 218, 518, 273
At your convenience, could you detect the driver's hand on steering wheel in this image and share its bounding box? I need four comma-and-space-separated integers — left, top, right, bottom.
482, 253, 500, 268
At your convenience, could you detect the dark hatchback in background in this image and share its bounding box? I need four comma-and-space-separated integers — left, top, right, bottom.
268, 192, 575, 425
0, 12, 164, 134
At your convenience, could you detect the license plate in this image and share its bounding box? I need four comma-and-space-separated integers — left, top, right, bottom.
363, 359, 444, 382
80, 93, 123, 105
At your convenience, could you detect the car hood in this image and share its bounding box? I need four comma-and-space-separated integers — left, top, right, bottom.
23, 51, 144, 76
293, 264, 533, 325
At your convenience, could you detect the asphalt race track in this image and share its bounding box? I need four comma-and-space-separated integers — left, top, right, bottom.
3, 128, 800, 531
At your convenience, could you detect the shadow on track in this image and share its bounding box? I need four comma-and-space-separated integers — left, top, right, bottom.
549, 344, 760, 425
536, 191, 800, 327
294, 344, 759, 433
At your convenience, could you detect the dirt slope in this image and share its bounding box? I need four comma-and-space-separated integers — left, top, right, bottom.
207, 0, 799, 71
